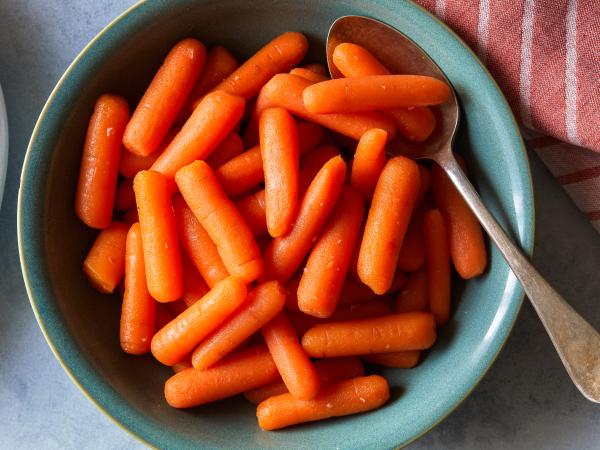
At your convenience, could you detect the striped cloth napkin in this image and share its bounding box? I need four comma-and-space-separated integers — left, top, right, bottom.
414, 0, 600, 232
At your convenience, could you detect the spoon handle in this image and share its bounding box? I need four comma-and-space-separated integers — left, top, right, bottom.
437, 151, 600, 403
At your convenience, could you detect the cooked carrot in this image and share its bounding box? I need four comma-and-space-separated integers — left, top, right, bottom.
175, 161, 263, 283
262, 312, 320, 400
261, 74, 396, 141
338, 271, 407, 306
394, 268, 429, 313
235, 190, 268, 237
298, 187, 366, 318
431, 162, 487, 279
123, 39, 205, 156
396, 208, 426, 272
387, 107, 437, 142
302, 312, 436, 357
289, 67, 328, 82
83, 221, 129, 293
119, 127, 178, 178
213, 32, 308, 99
133, 170, 182, 302
350, 128, 387, 201
357, 156, 420, 294
244, 357, 364, 404
362, 351, 420, 368
172, 355, 193, 373
172, 194, 229, 287
165, 344, 279, 408
115, 178, 136, 211
191, 281, 286, 369
206, 132, 244, 168
242, 89, 273, 147
298, 145, 341, 193
181, 254, 210, 307
120, 223, 155, 354
122, 208, 139, 225
262, 156, 346, 283
423, 209, 451, 325
259, 107, 300, 237
303, 75, 450, 114
151, 276, 247, 366
75, 94, 129, 229
151, 90, 245, 178
301, 63, 327, 75
257, 375, 389, 430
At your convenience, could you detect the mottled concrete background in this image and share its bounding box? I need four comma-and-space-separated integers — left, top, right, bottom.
0, 1, 598, 449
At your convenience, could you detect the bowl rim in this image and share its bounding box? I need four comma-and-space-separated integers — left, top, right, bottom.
0, 84, 9, 210
17, 0, 535, 448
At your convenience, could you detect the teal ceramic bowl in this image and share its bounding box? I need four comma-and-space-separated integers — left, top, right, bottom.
18, 0, 534, 448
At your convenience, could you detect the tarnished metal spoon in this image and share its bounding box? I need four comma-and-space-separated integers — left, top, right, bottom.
327, 15, 600, 403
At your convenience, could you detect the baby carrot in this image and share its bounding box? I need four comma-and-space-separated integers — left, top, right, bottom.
431, 162, 487, 279
262, 156, 346, 283
358, 156, 420, 294
387, 107, 437, 142
75, 94, 129, 229
83, 221, 129, 294
303, 75, 451, 114
122, 208, 139, 225
175, 161, 263, 282
289, 67, 328, 82
115, 178, 136, 211
362, 351, 420, 368
151, 90, 245, 178
350, 128, 387, 201
119, 127, 178, 178
298, 145, 341, 193
181, 254, 210, 308
235, 190, 268, 237
261, 74, 397, 141
262, 312, 320, 400
259, 107, 300, 237
191, 281, 286, 369
206, 132, 244, 168
244, 357, 364, 404
214, 32, 308, 99
172, 194, 229, 287
123, 39, 206, 156
133, 170, 182, 302
396, 208, 426, 272
257, 375, 389, 430
423, 209, 451, 325
338, 271, 407, 306
393, 268, 429, 313
302, 312, 436, 357
297, 187, 366, 318
172, 355, 193, 373
120, 223, 155, 355
301, 63, 327, 75
165, 344, 279, 408
151, 276, 247, 366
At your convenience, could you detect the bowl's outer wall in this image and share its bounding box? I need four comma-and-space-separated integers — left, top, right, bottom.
19, 0, 533, 449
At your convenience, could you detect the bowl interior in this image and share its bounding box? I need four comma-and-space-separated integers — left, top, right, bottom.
19, 0, 533, 448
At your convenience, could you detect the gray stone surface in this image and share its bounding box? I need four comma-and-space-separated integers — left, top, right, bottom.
0, 1, 598, 449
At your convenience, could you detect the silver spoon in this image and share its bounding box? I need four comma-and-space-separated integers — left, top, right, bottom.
327, 15, 600, 403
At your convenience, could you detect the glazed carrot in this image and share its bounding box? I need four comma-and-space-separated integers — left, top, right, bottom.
191, 281, 286, 369
257, 375, 389, 430
302, 312, 437, 357
151, 276, 247, 366
332, 43, 436, 141
298, 187, 366, 318
261, 74, 396, 141
423, 209, 451, 325
358, 156, 420, 294
337, 271, 407, 306
396, 209, 426, 272
213, 32, 308, 99
362, 351, 420, 368
181, 254, 210, 307
83, 221, 129, 293
301, 63, 327, 75
206, 132, 244, 168
431, 163, 487, 279
123, 39, 206, 156
120, 223, 156, 354
350, 128, 387, 201
115, 178, 136, 211
262, 156, 346, 283
151, 90, 245, 178
122, 208, 139, 225
119, 127, 178, 178
75, 94, 129, 229
175, 161, 263, 282
133, 170, 182, 302
417, 165, 431, 202
172, 194, 229, 287
235, 190, 268, 237
289, 67, 328, 82
259, 107, 300, 237
172, 355, 193, 373
393, 268, 429, 313
298, 145, 341, 193
262, 312, 320, 400
303, 75, 451, 114
165, 344, 279, 408
244, 357, 364, 404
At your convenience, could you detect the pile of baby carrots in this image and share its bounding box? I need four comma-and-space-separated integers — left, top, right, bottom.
75, 31, 487, 431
